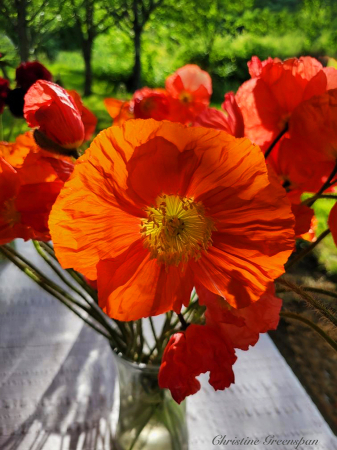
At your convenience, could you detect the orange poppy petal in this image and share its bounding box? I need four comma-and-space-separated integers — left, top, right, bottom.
97, 240, 193, 321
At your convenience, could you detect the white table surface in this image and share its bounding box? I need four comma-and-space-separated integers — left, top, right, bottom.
0, 241, 336, 450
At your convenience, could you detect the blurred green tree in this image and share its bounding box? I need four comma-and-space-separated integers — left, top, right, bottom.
63, 0, 125, 96
0, 0, 63, 62
116, 0, 167, 91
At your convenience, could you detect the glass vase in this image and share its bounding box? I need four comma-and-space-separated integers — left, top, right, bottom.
114, 354, 188, 450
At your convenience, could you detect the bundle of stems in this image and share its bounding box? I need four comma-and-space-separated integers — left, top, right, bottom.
0, 241, 199, 364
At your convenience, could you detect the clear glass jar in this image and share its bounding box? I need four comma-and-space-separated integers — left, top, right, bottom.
114, 354, 188, 450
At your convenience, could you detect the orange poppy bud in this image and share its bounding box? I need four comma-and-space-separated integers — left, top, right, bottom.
24, 80, 85, 149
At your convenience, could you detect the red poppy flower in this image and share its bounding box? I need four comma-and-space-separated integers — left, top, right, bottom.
158, 324, 236, 403
0, 77, 9, 114
67, 90, 97, 141
273, 89, 337, 192
165, 64, 212, 121
192, 93, 244, 138
192, 107, 232, 132
328, 202, 337, 247
236, 56, 337, 152
290, 202, 315, 238
196, 282, 282, 350
0, 134, 74, 244
133, 87, 173, 121
16, 61, 52, 90
49, 120, 294, 321
221, 92, 244, 137
24, 80, 85, 149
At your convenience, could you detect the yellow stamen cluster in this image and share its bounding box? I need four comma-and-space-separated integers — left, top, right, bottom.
141, 194, 215, 266
179, 91, 193, 104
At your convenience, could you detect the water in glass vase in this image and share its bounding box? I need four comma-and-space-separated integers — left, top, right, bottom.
114, 354, 188, 450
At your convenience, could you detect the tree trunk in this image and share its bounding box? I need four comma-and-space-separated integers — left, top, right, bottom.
15, 0, 30, 62
83, 39, 93, 97
132, 28, 142, 91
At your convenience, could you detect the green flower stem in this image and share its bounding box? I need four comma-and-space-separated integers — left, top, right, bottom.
302, 286, 337, 300
177, 313, 188, 330
0, 246, 114, 343
315, 195, 337, 200
136, 319, 145, 362
33, 241, 90, 302
276, 285, 337, 300
39, 241, 130, 347
3, 243, 127, 351
128, 404, 159, 450
285, 228, 331, 270
39, 242, 98, 298
149, 316, 160, 348
277, 278, 337, 328
280, 311, 337, 352
33, 241, 126, 349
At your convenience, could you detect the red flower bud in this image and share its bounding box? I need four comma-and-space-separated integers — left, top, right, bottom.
24, 81, 85, 149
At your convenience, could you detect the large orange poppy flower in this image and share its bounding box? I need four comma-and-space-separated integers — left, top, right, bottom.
49, 119, 294, 321
236, 56, 337, 152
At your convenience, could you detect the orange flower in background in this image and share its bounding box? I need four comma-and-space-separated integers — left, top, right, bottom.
24, 80, 85, 149
67, 90, 97, 141
158, 324, 237, 403
104, 65, 213, 125
0, 133, 74, 244
236, 56, 337, 152
0, 132, 36, 167
166, 64, 212, 106
165, 65, 212, 121
104, 98, 134, 125
49, 119, 294, 321
132, 87, 173, 121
